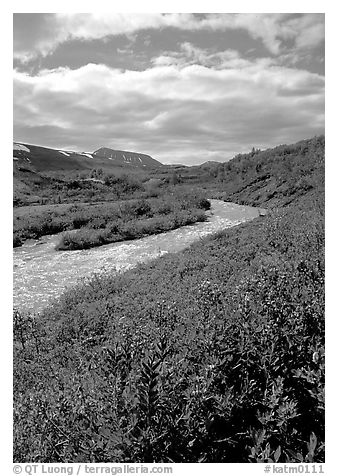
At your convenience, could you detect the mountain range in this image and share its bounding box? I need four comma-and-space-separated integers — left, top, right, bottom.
13, 142, 162, 173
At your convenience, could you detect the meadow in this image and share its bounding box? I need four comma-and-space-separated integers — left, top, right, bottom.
13, 136, 324, 463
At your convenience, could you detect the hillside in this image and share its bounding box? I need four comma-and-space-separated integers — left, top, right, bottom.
208, 136, 325, 207
13, 137, 324, 208
13, 142, 162, 174
93, 147, 162, 168
146, 136, 325, 207
13, 142, 163, 206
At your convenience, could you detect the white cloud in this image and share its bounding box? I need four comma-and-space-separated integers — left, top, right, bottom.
284, 14, 325, 49
152, 42, 275, 70
13, 57, 324, 164
14, 13, 324, 61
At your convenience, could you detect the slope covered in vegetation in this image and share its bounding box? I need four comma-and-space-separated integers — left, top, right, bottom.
210, 135, 324, 208
153, 136, 324, 209
13, 163, 153, 207
13, 136, 325, 463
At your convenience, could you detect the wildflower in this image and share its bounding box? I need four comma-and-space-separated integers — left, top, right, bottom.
206, 364, 216, 371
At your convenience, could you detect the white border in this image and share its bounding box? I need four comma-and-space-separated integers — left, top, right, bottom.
2, 3, 335, 474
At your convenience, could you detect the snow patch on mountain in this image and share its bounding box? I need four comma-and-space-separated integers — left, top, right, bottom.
14, 143, 30, 153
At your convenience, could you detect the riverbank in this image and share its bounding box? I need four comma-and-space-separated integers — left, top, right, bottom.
13, 190, 210, 247
13, 200, 261, 313
55, 207, 207, 251
14, 190, 324, 463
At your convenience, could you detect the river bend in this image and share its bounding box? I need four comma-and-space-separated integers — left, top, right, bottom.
13, 200, 262, 313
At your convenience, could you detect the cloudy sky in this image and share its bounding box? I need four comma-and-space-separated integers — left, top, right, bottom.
13, 13, 325, 165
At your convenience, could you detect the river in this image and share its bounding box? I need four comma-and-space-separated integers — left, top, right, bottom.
13, 200, 264, 313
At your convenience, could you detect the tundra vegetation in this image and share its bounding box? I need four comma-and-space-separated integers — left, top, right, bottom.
13, 136, 324, 463
13, 190, 210, 249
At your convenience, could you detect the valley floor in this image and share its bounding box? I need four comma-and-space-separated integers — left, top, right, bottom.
13, 136, 325, 463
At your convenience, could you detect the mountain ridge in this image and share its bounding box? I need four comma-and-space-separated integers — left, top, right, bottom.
13, 142, 162, 173
93, 146, 161, 168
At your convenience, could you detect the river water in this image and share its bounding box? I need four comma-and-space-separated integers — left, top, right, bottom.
13, 200, 263, 313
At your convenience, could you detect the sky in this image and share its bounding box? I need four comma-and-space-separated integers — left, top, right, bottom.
13, 13, 325, 165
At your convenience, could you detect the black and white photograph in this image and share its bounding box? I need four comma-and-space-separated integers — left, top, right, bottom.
12, 10, 325, 471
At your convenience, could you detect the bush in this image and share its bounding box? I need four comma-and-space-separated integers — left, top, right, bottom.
198, 198, 211, 210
